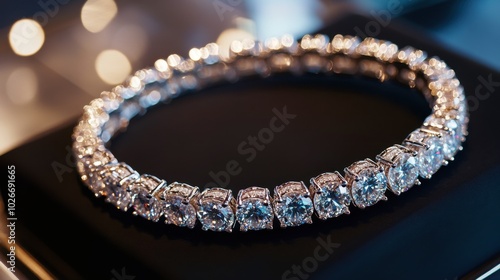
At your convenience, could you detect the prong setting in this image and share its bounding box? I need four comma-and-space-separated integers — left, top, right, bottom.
163, 182, 199, 229
377, 145, 420, 195
236, 187, 274, 231
344, 160, 388, 208
310, 172, 350, 220
273, 182, 314, 228
404, 128, 446, 179
129, 174, 165, 222
95, 162, 138, 211
196, 188, 236, 232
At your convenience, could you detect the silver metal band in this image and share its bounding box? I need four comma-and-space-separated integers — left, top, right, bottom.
73, 34, 468, 232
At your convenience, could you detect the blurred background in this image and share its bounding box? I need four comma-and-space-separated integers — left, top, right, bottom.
0, 0, 499, 155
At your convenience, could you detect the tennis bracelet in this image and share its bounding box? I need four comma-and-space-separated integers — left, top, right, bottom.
73, 34, 468, 232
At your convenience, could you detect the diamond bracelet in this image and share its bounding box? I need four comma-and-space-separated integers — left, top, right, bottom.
73, 34, 468, 232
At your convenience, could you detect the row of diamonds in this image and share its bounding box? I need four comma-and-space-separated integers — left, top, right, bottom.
73, 34, 468, 232
76, 119, 459, 232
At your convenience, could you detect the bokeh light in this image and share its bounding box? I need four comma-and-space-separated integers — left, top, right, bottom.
9, 19, 45, 56
81, 0, 118, 33
6, 67, 38, 105
95, 49, 131, 84
216, 28, 255, 60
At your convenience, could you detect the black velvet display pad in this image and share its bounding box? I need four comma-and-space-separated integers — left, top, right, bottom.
1, 14, 500, 280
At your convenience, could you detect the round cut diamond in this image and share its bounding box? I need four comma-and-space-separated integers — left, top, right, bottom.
351, 167, 387, 208
418, 136, 444, 178
388, 153, 419, 194
197, 200, 235, 232
236, 199, 274, 231
275, 194, 313, 227
425, 116, 461, 160
92, 163, 137, 211
164, 196, 197, 228
131, 188, 162, 222
104, 176, 132, 211
313, 184, 350, 219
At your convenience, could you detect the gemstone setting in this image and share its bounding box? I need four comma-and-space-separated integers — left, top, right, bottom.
163, 182, 199, 228
197, 188, 236, 232
129, 174, 165, 222
310, 172, 350, 219
77, 147, 117, 189
377, 145, 420, 195
405, 128, 445, 179
345, 159, 388, 208
93, 163, 139, 211
236, 187, 274, 231
424, 115, 463, 160
273, 181, 313, 228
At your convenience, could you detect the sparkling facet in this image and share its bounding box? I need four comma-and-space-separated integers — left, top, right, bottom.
164, 196, 197, 228
424, 116, 461, 159
275, 194, 313, 227
130, 187, 162, 221
91, 164, 138, 211
197, 199, 235, 232
388, 153, 419, 194
236, 199, 274, 231
78, 148, 117, 184
163, 183, 199, 228
313, 184, 350, 219
103, 175, 132, 210
418, 137, 445, 178
351, 167, 387, 208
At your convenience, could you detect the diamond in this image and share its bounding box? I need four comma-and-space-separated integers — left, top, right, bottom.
424, 115, 462, 160
197, 188, 236, 232
131, 189, 162, 221
273, 182, 313, 227
197, 202, 235, 232
129, 174, 165, 222
104, 177, 132, 210
163, 182, 199, 228
77, 147, 116, 185
310, 172, 350, 219
377, 145, 419, 195
72, 136, 103, 159
164, 196, 197, 228
236, 187, 274, 231
92, 163, 138, 211
418, 137, 444, 178
405, 129, 445, 179
388, 153, 419, 193
345, 160, 388, 208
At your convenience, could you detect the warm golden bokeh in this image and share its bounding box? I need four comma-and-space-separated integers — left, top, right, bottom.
81, 0, 118, 33
9, 19, 45, 56
6, 67, 38, 105
95, 49, 131, 84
